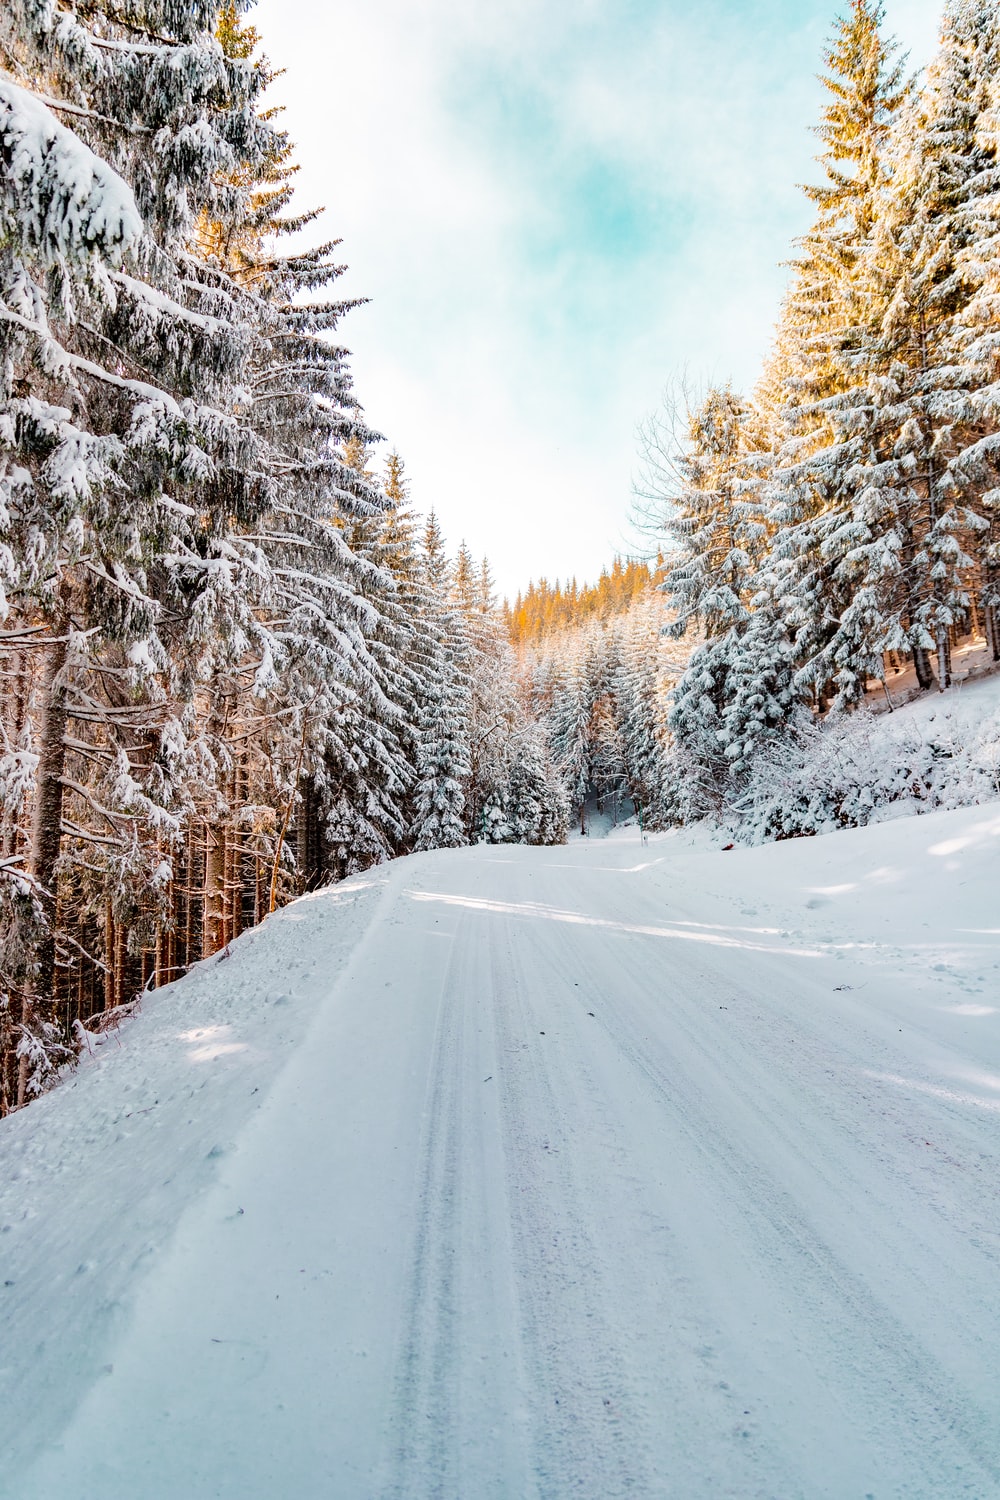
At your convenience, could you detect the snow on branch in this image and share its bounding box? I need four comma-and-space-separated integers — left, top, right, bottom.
0, 77, 142, 268
7, 82, 150, 136
0, 305, 181, 411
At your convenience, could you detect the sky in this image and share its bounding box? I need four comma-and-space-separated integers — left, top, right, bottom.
254, 0, 944, 598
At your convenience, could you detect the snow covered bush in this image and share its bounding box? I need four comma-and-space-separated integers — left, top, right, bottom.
729, 701, 1000, 844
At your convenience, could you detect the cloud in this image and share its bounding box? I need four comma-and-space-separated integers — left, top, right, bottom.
253, 0, 944, 595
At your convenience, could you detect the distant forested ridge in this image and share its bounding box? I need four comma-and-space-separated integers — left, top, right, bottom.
506, 559, 659, 643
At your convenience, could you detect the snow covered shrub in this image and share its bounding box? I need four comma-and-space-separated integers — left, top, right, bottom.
14, 1017, 75, 1100
731, 702, 1000, 844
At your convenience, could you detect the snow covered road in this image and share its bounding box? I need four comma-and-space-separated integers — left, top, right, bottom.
4, 813, 1000, 1498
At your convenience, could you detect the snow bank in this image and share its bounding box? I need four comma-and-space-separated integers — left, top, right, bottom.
0, 868, 387, 1483
660, 800, 1000, 1005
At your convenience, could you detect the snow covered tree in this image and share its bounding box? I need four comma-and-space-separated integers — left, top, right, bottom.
546, 635, 594, 828
633, 0, 1000, 831
612, 597, 675, 824
411, 514, 471, 851
504, 728, 569, 845
0, 0, 278, 1104
655, 385, 796, 803
662, 388, 764, 642
943, 1, 1000, 659
798, 0, 1000, 699
761, 0, 914, 702
451, 545, 523, 836
0, 1, 431, 1109
295, 438, 414, 883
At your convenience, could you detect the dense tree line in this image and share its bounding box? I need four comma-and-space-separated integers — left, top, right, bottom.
650, 0, 1000, 822
506, 558, 658, 644
517, 586, 691, 833
0, 2, 563, 1111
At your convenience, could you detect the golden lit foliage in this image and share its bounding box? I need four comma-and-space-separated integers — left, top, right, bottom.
506, 558, 662, 645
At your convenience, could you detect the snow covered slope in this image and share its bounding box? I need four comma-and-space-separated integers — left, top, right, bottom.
888, 659, 1000, 731
3, 806, 1000, 1498
734, 666, 1000, 844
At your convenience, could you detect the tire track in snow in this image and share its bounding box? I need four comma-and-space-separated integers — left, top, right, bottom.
380, 921, 466, 1498
378, 910, 532, 1500
487, 907, 653, 1499
487, 892, 809, 1499
564, 889, 1000, 1497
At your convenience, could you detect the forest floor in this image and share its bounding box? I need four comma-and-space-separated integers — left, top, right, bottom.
867, 632, 999, 711
3, 793, 1000, 1495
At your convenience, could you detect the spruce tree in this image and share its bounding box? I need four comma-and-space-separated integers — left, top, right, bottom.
411, 514, 471, 851
809, 0, 1000, 697
763, 0, 914, 702
1, 0, 274, 1101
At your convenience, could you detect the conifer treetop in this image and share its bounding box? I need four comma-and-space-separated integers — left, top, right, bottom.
804, 0, 910, 239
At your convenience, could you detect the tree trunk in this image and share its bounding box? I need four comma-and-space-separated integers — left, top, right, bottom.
912, 645, 936, 692
114, 918, 126, 1010
901, 512, 935, 692
18, 634, 69, 1107
154, 904, 165, 988
295, 782, 309, 895
183, 823, 195, 969
229, 773, 244, 944
203, 822, 226, 957
2, 649, 30, 860
104, 899, 115, 1011
936, 629, 950, 692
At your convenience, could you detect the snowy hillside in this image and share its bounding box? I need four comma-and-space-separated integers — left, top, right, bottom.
3, 798, 1000, 1497
726, 668, 1000, 844
881, 659, 1000, 732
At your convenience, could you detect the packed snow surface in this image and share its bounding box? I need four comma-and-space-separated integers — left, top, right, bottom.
3, 806, 1000, 1498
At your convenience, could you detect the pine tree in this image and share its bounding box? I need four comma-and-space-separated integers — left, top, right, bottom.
944, 1, 1000, 659
662, 387, 764, 641
505, 728, 569, 845
307, 439, 415, 880
411, 514, 471, 851
613, 597, 673, 824
763, 0, 914, 703
452, 544, 522, 836
1, 0, 276, 1102
547, 632, 595, 829
806, 0, 1000, 698
659, 386, 794, 797
0, 2, 428, 1107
